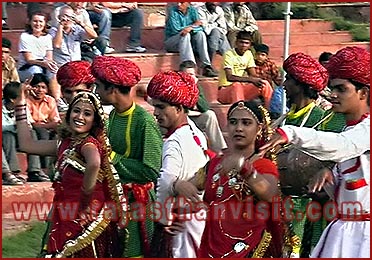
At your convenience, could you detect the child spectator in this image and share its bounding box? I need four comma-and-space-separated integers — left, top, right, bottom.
254, 43, 282, 88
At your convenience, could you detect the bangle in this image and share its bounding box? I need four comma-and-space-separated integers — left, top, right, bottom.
15, 104, 27, 109
15, 114, 28, 121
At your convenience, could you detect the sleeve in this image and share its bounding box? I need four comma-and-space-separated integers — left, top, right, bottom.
48, 97, 61, 123
111, 117, 162, 183
216, 6, 228, 35
81, 9, 94, 28
198, 7, 215, 35
269, 60, 282, 86
189, 7, 203, 33
46, 34, 53, 52
223, 50, 235, 69
196, 83, 210, 112
166, 8, 184, 35
49, 27, 57, 39
18, 33, 32, 53
223, 6, 237, 31
280, 118, 370, 162
243, 6, 258, 32
245, 50, 256, 68
253, 158, 279, 178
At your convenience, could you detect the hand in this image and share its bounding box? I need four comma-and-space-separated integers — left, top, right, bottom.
251, 77, 265, 88
258, 132, 287, 158
164, 219, 185, 236
180, 27, 193, 36
218, 152, 246, 176
15, 77, 33, 105
45, 60, 58, 73
174, 180, 202, 203
308, 167, 334, 193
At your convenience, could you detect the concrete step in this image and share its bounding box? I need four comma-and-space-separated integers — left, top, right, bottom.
257, 19, 335, 34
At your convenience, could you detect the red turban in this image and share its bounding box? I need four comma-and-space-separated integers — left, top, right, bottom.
91, 56, 141, 87
56, 61, 95, 90
147, 70, 199, 108
326, 46, 370, 86
283, 52, 329, 92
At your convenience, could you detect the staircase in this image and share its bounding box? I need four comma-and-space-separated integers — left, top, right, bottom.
2, 3, 370, 218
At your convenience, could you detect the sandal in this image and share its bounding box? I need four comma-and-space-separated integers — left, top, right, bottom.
3, 172, 24, 185
12, 172, 26, 183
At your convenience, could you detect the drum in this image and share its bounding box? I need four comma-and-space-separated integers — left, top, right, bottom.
276, 147, 334, 196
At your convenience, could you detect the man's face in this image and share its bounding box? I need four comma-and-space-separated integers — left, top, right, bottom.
152, 98, 182, 131
235, 38, 251, 54
329, 78, 367, 114
178, 2, 190, 13
283, 74, 301, 105
62, 83, 91, 104
59, 8, 75, 29
2, 47, 11, 63
94, 79, 112, 105
255, 52, 268, 65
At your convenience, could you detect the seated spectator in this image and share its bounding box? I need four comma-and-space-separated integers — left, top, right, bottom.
17, 12, 58, 83
2, 37, 20, 88
165, 2, 217, 77
101, 2, 146, 53
49, 5, 97, 68
27, 73, 61, 181
223, 2, 262, 50
2, 2, 9, 30
51, 2, 105, 55
254, 43, 283, 88
179, 60, 228, 154
2, 82, 24, 185
85, 2, 115, 54
197, 2, 231, 63
318, 51, 333, 67
218, 31, 273, 107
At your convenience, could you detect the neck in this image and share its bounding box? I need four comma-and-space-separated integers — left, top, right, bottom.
113, 95, 133, 113
168, 115, 188, 134
33, 31, 42, 37
231, 144, 256, 159
235, 48, 246, 56
344, 105, 370, 122
291, 96, 313, 111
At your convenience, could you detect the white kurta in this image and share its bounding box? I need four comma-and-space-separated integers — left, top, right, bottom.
280, 115, 370, 258
156, 118, 209, 258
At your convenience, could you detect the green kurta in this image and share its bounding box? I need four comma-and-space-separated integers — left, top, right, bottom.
107, 103, 162, 257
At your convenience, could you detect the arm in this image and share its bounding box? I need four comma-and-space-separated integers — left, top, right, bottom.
223, 6, 239, 31
198, 7, 217, 35
225, 67, 263, 86
51, 25, 64, 49
14, 84, 58, 156
259, 119, 370, 162
270, 61, 283, 86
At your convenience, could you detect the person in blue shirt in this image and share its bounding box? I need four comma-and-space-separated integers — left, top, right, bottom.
165, 2, 217, 77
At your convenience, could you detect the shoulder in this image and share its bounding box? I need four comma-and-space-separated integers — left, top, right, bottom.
253, 158, 279, 177
80, 136, 102, 153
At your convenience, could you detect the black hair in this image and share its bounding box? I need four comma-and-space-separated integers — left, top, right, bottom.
227, 99, 264, 123
255, 44, 269, 55
236, 31, 253, 41
179, 60, 197, 71
318, 52, 333, 63
350, 79, 370, 106
3, 82, 21, 100
2, 37, 11, 49
30, 73, 49, 87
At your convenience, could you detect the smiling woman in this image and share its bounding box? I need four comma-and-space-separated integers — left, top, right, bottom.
14, 88, 126, 257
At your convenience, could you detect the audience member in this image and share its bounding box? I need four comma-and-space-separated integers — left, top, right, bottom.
2, 82, 24, 185
2, 2, 9, 30
49, 5, 97, 68
92, 56, 163, 257
197, 2, 231, 63
165, 2, 217, 77
17, 12, 58, 82
254, 43, 282, 88
218, 31, 272, 107
318, 51, 333, 67
27, 73, 60, 180
179, 60, 227, 153
101, 2, 146, 53
223, 2, 262, 50
2, 37, 20, 88
85, 2, 115, 53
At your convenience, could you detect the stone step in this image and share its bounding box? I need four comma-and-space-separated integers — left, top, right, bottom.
257, 19, 335, 34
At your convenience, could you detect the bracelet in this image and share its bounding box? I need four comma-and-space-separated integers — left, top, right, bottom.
15, 115, 28, 121
15, 104, 27, 109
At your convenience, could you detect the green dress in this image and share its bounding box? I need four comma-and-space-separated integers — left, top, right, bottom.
107, 103, 163, 257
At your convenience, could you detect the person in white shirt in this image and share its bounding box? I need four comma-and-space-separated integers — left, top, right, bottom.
259, 46, 370, 258
147, 70, 212, 258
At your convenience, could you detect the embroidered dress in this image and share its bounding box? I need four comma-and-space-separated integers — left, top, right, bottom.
47, 135, 121, 257
107, 103, 163, 257
198, 157, 284, 258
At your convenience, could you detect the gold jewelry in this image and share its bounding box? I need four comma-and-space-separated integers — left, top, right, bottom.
228, 101, 259, 123
71, 92, 97, 112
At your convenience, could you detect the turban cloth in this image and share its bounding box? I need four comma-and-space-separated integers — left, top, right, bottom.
326, 46, 370, 86
57, 61, 95, 90
147, 70, 199, 108
91, 56, 141, 87
283, 52, 329, 92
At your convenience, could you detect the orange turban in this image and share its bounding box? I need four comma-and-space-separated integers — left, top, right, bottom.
283, 52, 329, 91
326, 46, 370, 86
57, 61, 95, 90
91, 56, 141, 87
147, 70, 199, 108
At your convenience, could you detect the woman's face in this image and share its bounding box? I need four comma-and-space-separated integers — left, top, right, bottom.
69, 100, 95, 135
227, 108, 262, 149
31, 14, 46, 34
